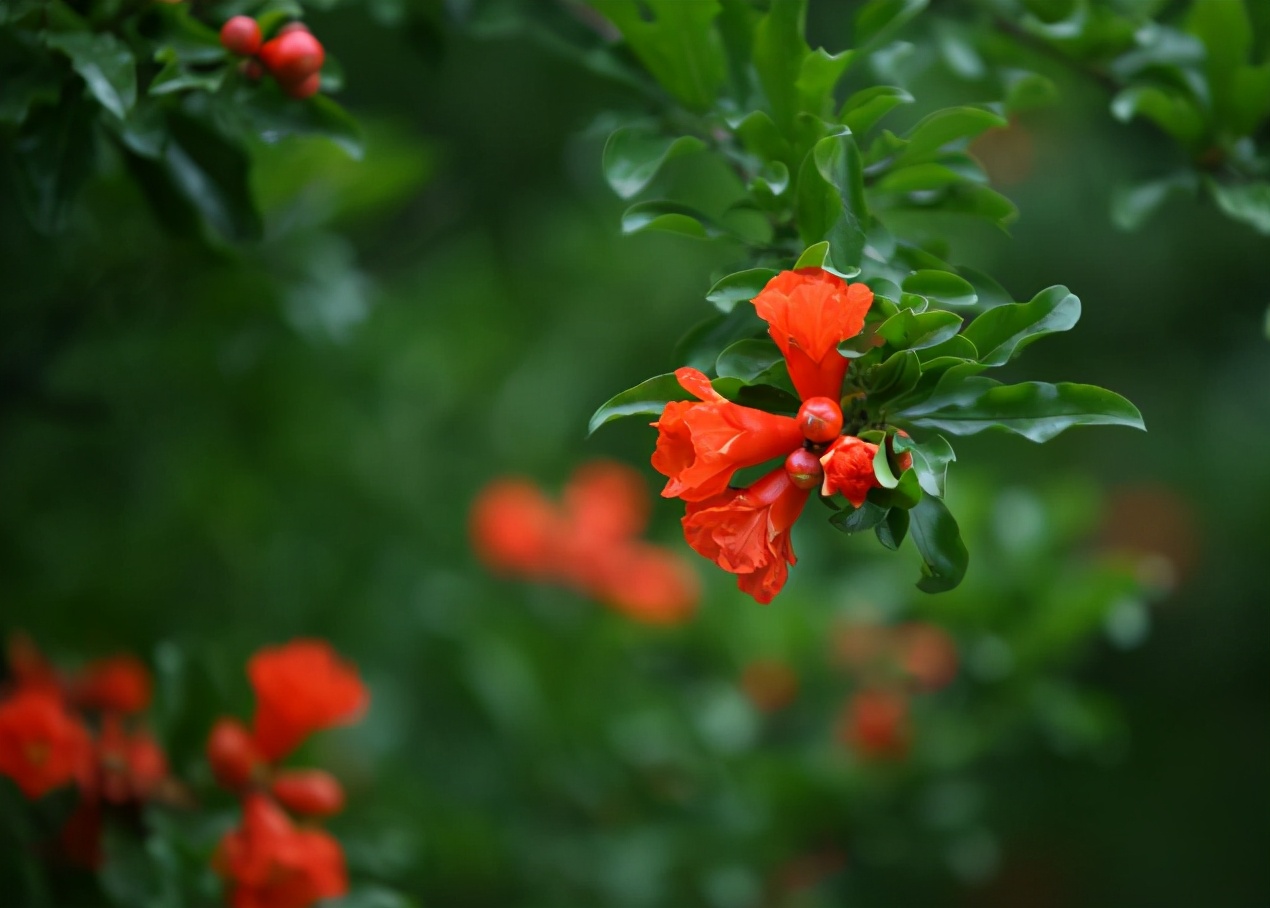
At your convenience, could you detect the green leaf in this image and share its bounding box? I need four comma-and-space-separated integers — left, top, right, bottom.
1003, 70, 1059, 114
11, 96, 97, 234
45, 31, 137, 120
797, 133, 869, 272
902, 270, 977, 307
1110, 171, 1198, 231
909, 495, 968, 592
855, 0, 929, 48
963, 285, 1081, 366
876, 309, 963, 351
898, 379, 1146, 442
1207, 180, 1270, 234
621, 201, 720, 238
753, 0, 808, 134
870, 349, 921, 399
591, 0, 727, 111
149, 49, 226, 96
897, 106, 1006, 164
588, 373, 692, 435
1187, 0, 1252, 121
0, 58, 62, 127
674, 305, 767, 372
1110, 85, 1207, 146
894, 432, 955, 497
838, 85, 913, 135
874, 162, 973, 194
244, 92, 364, 160
715, 338, 791, 392
872, 439, 899, 489
706, 268, 778, 313
829, 499, 888, 534
875, 506, 909, 550
871, 466, 922, 510
602, 127, 706, 199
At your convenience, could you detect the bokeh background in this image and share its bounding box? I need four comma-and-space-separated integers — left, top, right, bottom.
2, 1, 1268, 905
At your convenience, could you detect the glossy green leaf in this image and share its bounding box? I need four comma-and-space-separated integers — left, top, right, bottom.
829, 499, 888, 534
706, 268, 778, 313
902, 270, 977, 307
898, 379, 1146, 442
909, 494, 968, 592
797, 133, 869, 272
872, 440, 899, 489
875, 506, 909, 550
1208, 180, 1270, 234
45, 31, 137, 120
588, 373, 691, 435
753, 0, 808, 134
894, 432, 955, 497
715, 338, 789, 388
838, 85, 913, 135
870, 349, 921, 399
963, 285, 1081, 366
602, 127, 706, 199
874, 163, 972, 194
897, 107, 1006, 164
592, 0, 727, 111
876, 309, 963, 351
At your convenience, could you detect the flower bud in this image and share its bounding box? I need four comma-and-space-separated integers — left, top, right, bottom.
207, 718, 263, 791
796, 397, 843, 444
271, 769, 345, 817
219, 16, 262, 57
784, 448, 823, 490
259, 31, 325, 85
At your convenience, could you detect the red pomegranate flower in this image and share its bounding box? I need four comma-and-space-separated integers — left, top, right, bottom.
469, 478, 566, 579
0, 688, 92, 799
652, 367, 804, 501
72, 654, 152, 715
248, 641, 368, 762
752, 267, 873, 401
216, 793, 347, 908
592, 541, 701, 625
819, 435, 880, 507
682, 466, 810, 604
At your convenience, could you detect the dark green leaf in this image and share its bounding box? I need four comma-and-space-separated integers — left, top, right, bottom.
621, 201, 721, 238
902, 270, 977, 307
11, 96, 97, 234
149, 49, 226, 96
898, 379, 1146, 442
715, 338, 793, 395
893, 432, 955, 497
875, 506, 909, 549
870, 349, 921, 399
244, 92, 364, 160
876, 309, 963, 350
797, 133, 869, 272
588, 373, 692, 435
829, 499, 888, 533
706, 268, 778, 313
909, 494, 968, 592
871, 466, 923, 509
164, 113, 262, 243
963, 285, 1080, 366
897, 106, 1006, 164
674, 305, 767, 372
45, 31, 137, 120
874, 162, 973, 194
602, 127, 706, 199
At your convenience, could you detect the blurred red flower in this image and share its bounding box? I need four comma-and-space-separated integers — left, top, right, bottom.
593, 542, 700, 626
752, 267, 873, 401
897, 623, 958, 692
72, 654, 152, 715
682, 466, 810, 604
469, 478, 565, 579
216, 794, 347, 908
840, 689, 911, 760
740, 659, 799, 713
271, 768, 345, 818
0, 688, 92, 799
651, 367, 803, 501
208, 717, 266, 791
249, 640, 368, 762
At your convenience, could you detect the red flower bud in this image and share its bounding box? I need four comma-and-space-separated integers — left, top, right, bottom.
784, 448, 823, 490
271, 769, 345, 817
282, 72, 322, 100
796, 397, 843, 443
207, 718, 263, 791
259, 31, 325, 85
219, 16, 262, 57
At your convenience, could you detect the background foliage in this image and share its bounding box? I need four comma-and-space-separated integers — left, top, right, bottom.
1, 0, 1268, 905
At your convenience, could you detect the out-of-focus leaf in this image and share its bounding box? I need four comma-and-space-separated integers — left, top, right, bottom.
1207, 180, 1270, 234
11, 95, 97, 234
1003, 70, 1059, 113
1110, 171, 1198, 230
149, 49, 226, 96
45, 31, 137, 120
909, 494, 968, 592
874, 162, 972, 193
621, 201, 722, 238
963, 285, 1081, 366
898, 378, 1146, 442
903, 270, 977, 307
1186, 0, 1251, 125
245, 91, 364, 160
588, 373, 692, 435
855, 0, 928, 48
0, 57, 62, 126
590, 0, 727, 111
602, 127, 706, 199
163, 113, 262, 243
706, 268, 779, 313
1110, 84, 1207, 146
839, 85, 913, 135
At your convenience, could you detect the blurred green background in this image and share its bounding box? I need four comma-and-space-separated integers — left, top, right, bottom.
2, 2, 1268, 906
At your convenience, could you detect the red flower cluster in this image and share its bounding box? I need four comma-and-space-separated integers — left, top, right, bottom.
829, 619, 959, 761
220, 17, 327, 100
653, 267, 911, 603
208, 639, 367, 908
0, 634, 174, 867
470, 460, 701, 625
